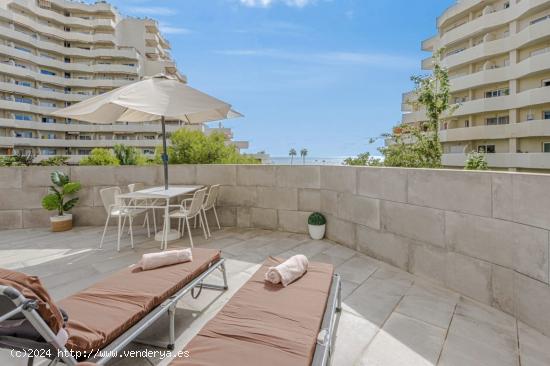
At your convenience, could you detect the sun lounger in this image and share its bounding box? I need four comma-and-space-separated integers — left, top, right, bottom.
169, 257, 342, 366
0, 248, 227, 366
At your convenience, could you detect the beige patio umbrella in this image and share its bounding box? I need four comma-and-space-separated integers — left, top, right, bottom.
53, 74, 242, 189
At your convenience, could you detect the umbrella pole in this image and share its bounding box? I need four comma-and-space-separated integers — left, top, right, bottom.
161, 116, 169, 190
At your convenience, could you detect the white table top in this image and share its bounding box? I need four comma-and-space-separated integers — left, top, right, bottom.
117, 185, 203, 200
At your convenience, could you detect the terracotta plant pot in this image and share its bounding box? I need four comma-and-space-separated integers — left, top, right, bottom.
308, 224, 326, 240
50, 214, 73, 232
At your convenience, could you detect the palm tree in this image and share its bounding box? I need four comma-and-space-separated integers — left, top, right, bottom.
289, 148, 297, 165
300, 148, 308, 165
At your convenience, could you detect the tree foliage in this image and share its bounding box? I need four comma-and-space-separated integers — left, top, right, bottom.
377, 49, 455, 168
40, 156, 70, 166
80, 148, 120, 166
0, 152, 34, 166
113, 144, 146, 165
465, 151, 489, 170
300, 148, 308, 164
41, 171, 81, 216
162, 129, 259, 164
343, 152, 381, 166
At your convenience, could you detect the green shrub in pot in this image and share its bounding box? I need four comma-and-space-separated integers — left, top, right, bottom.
308, 212, 326, 240
41, 171, 81, 232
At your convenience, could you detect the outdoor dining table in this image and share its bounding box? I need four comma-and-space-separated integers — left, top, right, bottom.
117, 185, 203, 249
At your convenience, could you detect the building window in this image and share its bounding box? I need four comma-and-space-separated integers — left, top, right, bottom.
478, 145, 496, 153
41, 148, 56, 155
542, 79, 550, 87
15, 80, 32, 87
544, 111, 550, 120
143, 149, 155, 155
42, 117, 56, 123
465, 120, 470, 127
485, 88, 509, 98
544, 143, 550, 153
79, 135, 92, 140
15, 131, 32, 138
15, 114, 32, 121
530, 15, 550, 26
15, 96, 32, 104
14, 46, 31, 53
78, 149, 91, 155
40, 69, 56, 76
486, 116, 509, 125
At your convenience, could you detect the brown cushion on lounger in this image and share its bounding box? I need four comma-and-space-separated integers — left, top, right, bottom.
58, 248, 221, 354
171, 257, 333, 366
0, 269, 65, 334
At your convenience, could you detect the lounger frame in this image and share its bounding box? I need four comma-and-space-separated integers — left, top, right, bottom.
0, 257, 228, 366
311, 273, 342, 366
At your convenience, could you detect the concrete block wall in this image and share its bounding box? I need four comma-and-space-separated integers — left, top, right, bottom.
1, 165, 550, 336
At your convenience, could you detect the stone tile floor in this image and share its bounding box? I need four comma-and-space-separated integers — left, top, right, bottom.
1, 226, 550, 366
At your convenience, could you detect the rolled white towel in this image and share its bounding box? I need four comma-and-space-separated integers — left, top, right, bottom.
265, 255, 309, 287
137, 249, 193, 271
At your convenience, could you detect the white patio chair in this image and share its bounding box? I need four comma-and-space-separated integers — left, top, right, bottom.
99, 187, 150, 251
201, 184, 221, 237
128, 182, 156, 233
168, 187, 208, 248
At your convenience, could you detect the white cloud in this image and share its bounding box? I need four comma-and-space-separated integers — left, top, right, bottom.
159, 25, 192, 35
127, 6, 177, 16
239, 0, 315, 8
215, 48, 418, 69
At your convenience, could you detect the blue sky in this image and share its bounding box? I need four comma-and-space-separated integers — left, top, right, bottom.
109, 0, 454, 157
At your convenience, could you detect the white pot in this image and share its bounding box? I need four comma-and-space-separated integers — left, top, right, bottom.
50, 214, 72, 223
308, 224, 326, 240
50, 214, 73, 232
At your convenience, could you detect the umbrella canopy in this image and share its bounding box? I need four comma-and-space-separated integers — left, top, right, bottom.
53, 74, 238, 124
53, 74, 242, 189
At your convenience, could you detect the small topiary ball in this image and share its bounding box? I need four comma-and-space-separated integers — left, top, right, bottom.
308, 212, 326, 226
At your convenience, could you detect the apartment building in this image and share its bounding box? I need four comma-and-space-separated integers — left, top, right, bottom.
0, 0, 247, 163
403, 0, 550, 171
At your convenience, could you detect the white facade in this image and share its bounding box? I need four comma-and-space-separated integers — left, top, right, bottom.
404, 0, 550, 171
0, 0, 244, 161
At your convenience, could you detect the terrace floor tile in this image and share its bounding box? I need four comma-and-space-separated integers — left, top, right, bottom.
0, 226, 547, 366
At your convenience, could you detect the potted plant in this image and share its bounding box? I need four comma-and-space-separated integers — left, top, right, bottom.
308, 212, 326, 240
41, 171, 81, 232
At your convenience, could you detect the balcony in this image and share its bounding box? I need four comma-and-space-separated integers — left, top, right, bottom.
0, 118, 182, 133
440, 119, 550, 142
1, 165, 550, 365
443, 152, 550, 169
0, 44, 139, 75
404, 86, 550, 123
442, 5, 550, 70
0, 81, 89, 102
438, 0, 549, 49
0, 26, 139, 60
9, 0, 116, 29
437, 0, 483, 28
0, 136, 162, 148
49, 0, 115, 13
0, 9, 116, 44
421, 35, 438, 52
0, 62, 133, 89
451, 48, 550, 92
